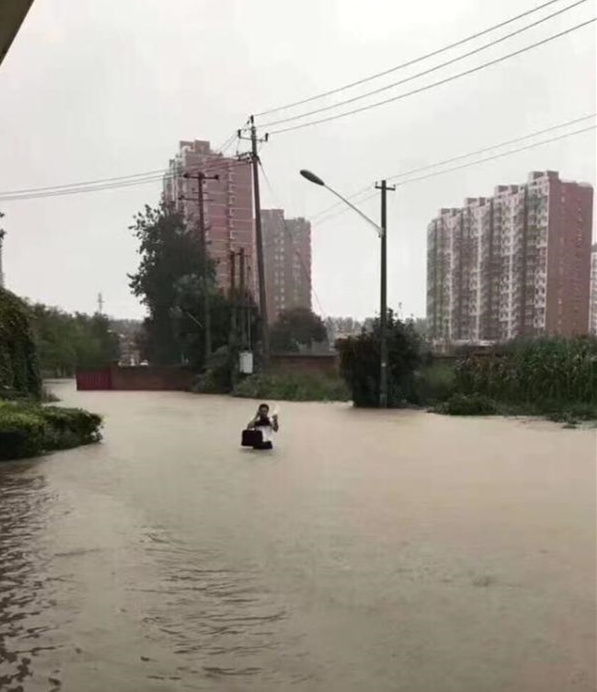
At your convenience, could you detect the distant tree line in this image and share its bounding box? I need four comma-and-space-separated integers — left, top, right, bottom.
29, 304, 120, 377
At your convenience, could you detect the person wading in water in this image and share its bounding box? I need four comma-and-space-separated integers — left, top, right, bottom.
246, 403, 279, 450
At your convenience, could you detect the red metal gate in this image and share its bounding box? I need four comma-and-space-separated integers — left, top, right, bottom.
76, 368, 112, 391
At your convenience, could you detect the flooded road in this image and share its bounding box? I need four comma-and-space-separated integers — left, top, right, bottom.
0, 382, 595, 691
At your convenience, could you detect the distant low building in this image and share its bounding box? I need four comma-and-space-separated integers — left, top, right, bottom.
427, 171, 594, 345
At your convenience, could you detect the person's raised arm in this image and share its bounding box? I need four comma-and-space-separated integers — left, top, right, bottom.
247, 409, 260, 429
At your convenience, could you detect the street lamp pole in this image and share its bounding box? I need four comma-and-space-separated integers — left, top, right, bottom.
300, 169, 392, 408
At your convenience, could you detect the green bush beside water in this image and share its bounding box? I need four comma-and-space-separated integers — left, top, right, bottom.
0, 288, 42, 399
434, 393, 498, 416
413, 362, 456, 405
0, 402, 102, 461
235, 371, 350, 403
429, 338, 597, 420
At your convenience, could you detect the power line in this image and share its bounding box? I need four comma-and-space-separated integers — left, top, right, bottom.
0, 160, 251, 202
268, 18, 595, 135
0, 169, 170, 197
261, 0, 588, 129
314, 124, 596, 227
393, 124, 596, 187
215, 131, 240, 155
255, 0, 569, 118
0, 139, 245, 199
310, 113, 596, 222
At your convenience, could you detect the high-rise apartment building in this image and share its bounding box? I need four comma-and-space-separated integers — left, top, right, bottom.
427, 171, 593, 345
590, 244, 597, 335
261, 209, 312, 324
163, 140, 254, 292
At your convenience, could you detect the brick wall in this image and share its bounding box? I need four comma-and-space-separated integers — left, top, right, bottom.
77, 365, 194, 391
270, 353, 337, 376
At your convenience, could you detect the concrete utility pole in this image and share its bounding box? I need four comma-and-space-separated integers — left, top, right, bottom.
375, 180, 395, 408
244, 116, 270, 368
183, 171, 219, 359
229, 250, 237, 347
239, 247, 246, 349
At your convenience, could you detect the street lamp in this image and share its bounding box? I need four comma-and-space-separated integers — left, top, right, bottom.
300, 169, 390, 408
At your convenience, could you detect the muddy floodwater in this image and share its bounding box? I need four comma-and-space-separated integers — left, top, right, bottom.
0, 382, 595, 691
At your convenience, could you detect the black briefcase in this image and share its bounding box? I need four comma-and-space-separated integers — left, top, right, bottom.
241, 429, 263, 447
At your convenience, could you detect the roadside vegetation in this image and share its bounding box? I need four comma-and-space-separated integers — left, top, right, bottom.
29, 304, 120, 378
336, 312, 423, 407
0, 287, 103, 462
0, 287, 41, 399
0, 401, 102, 461
429, 337, 597, 424
235, 371, 349, 403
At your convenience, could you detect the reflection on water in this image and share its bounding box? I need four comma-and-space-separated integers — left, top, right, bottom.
133, 528, 308, 687
0, 465, 69, 691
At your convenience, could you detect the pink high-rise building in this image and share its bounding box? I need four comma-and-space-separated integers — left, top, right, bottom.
590, 244, 597, 335
261, 209, 312, 324
163, 140, 254, 293
427, 171, 594, 344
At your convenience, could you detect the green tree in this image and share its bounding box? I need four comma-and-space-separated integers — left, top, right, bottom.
337, 311, 422, 407
271, 307, 327, 353
128, 201, 249, 368
129, 202, 216, 366
0, 288, 41, 398
29, 305, 120, 376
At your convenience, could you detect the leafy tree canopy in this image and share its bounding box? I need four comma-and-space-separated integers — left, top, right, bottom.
129, 201, 255, 368
336, 311, 423, 407
29, 304, 120, 376
0, 288, 41, 398
271, 307, 327, 353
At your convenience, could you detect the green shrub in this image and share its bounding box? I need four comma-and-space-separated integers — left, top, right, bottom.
235, 371, 350, 402
336, 312, 422, 407
0, 288, 42, 399
414, 362, 456, 405
545, 403, 597, 424
435, 393, 498, 416
0, 409, 45, 459
0, 402, 102, 461
192, 346, 233, 394
39, 407, 102, 449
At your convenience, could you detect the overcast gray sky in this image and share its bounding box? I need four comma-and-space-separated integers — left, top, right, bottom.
1, 0, 595, 320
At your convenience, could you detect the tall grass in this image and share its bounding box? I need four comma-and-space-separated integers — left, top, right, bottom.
454, 337, 597, 407
235, 371, 350, 403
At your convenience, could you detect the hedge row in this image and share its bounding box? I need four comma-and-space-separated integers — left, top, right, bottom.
0, 402, 102, 461
0, 288, 42, 399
